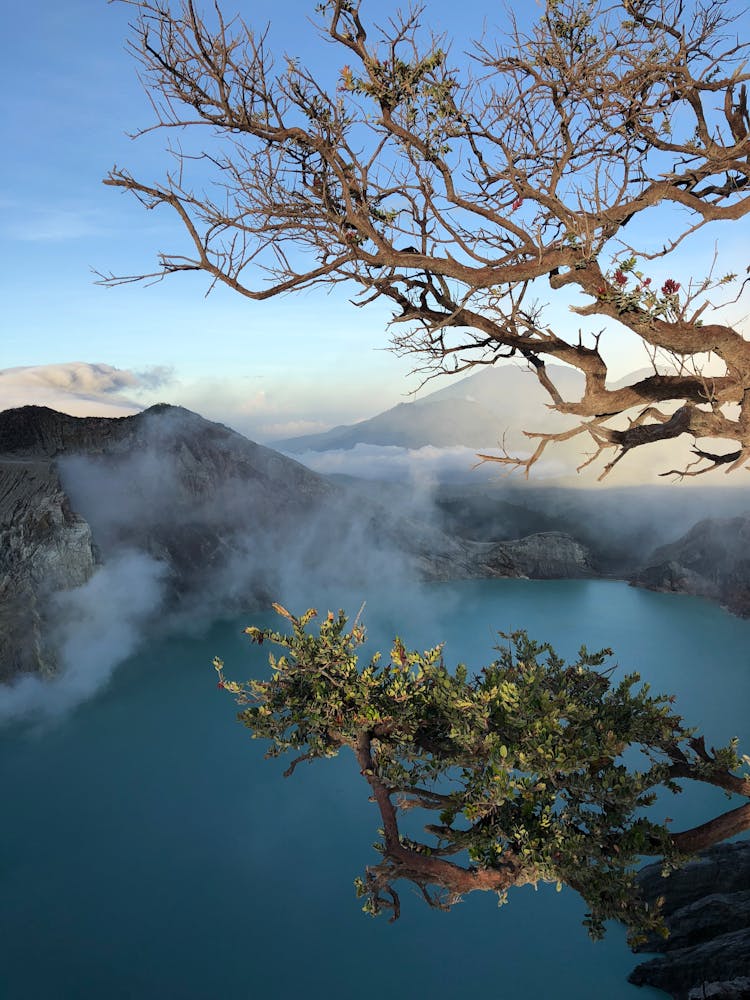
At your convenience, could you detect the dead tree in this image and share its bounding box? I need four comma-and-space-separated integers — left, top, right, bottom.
103, 0, 750, 478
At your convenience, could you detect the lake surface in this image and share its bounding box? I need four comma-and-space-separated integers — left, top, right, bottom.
2, 579, 750, 999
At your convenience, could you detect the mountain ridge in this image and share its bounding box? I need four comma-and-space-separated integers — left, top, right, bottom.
274, 364, 583, 454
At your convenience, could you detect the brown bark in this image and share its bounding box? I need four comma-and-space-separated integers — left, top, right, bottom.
352, 732, 525, 901
352, 725, 750, 909
672, 802, 750, 854
658, 741, 750, 851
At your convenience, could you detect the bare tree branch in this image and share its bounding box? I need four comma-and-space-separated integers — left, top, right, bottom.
106, 0, 750, 477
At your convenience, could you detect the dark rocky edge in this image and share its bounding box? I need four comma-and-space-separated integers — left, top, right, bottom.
479, 530, 596, 579
629, 841, 750, 999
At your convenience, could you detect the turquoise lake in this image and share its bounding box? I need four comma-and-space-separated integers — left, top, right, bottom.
2, 579, 749, 999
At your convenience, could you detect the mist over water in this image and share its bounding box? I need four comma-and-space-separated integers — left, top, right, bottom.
0, 552, 168, 724
2, 401, 748, 737
3, 411, 749, 724
0, 421, 450, 722
287, 441, 536, 482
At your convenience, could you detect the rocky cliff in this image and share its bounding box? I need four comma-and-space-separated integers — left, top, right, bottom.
0, 405, 334, 681
630, 840, 750, 999
0, 459, 96, 681
479, 531, 596, 579
632, 515, 750, 616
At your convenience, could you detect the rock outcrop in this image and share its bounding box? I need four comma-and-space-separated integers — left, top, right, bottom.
632, 515, 750, 616
629, 841, 750, 999
480, 531, 596, 579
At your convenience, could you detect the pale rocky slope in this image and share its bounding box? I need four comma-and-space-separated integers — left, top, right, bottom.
0, 459, 95, 680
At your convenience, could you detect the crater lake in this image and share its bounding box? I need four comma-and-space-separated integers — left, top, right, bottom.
2, 579, 749, 999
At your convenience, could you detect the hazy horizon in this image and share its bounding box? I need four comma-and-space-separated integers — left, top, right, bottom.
5, 360, 750, 489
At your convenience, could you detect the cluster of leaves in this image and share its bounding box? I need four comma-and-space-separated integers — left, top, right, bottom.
547, 0, 596, 55
213, 604, 739, 942
338, 47, 460, 157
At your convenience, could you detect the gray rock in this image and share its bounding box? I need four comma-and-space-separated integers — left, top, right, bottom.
449, 531, 596, 580
0, 459, 96, 681
637, 843, 750, 922
687, 979, 750, 999
629, 928, 750, 998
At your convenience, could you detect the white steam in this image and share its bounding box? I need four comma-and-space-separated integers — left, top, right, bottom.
0, 417, 445, 723
4, 400, 746, 727
0, 552, 167, 724
286, 443, 508, 483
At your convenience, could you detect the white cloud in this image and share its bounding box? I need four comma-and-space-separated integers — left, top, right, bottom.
284, 443, 564, 483
259, 418, 330, 438
0, 362, 173, 417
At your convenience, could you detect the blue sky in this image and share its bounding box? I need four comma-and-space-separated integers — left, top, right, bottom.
2, 1, 428, 434
2, 0, 749, 441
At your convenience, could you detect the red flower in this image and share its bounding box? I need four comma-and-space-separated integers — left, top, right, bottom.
511, 197, 524, 211
217, 680, 225, 689
643, 277, 652, 286
661, 279, 681, 295
614, 269, 628, 286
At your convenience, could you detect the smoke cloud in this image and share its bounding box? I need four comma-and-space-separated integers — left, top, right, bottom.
3, 404, 748, 726
286, 443, 508, 483
0, 552, 168, 725
0, 410, 449, 724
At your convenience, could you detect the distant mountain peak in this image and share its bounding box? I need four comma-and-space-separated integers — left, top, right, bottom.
274, 364, 585, 454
